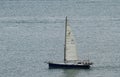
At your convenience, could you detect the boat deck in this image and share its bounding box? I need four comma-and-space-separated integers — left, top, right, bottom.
47, 61, 93, 69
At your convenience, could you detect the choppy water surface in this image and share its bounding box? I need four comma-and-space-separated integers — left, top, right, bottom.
0, 0, 120, 77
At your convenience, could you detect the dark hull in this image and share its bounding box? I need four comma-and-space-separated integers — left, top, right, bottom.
48, 62, 90, 69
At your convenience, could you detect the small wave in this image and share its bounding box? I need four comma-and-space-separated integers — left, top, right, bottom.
93, 64, 120, 70
0, 16, 118, 24
110, 18, 120, 21
76, 0, 120, 5
0, 16, 64, 23
76, 0, 105, 4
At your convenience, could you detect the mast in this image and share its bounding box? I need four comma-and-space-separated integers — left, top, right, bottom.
64, 16, 67, 62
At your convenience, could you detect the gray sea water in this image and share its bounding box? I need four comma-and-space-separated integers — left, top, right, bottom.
0, 0, 120, 77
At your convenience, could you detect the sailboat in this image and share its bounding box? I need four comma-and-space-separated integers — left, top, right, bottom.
47, 17, 93, 69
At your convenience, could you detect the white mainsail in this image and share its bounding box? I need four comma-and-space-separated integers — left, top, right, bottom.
64, 17, 78, 62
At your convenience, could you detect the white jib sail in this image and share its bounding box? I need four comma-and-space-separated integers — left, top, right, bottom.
65, 19, 78, 61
